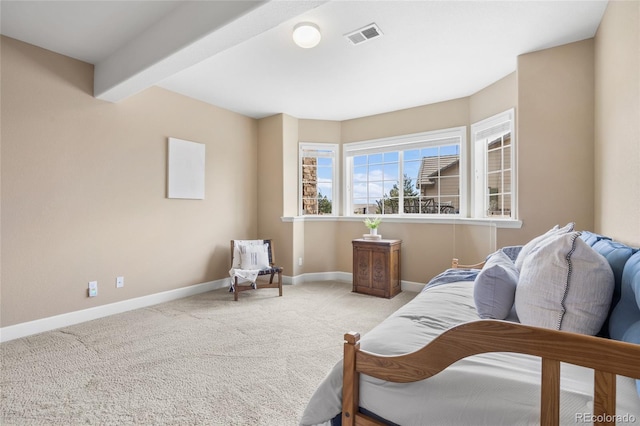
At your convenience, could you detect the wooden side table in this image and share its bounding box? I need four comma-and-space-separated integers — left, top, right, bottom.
352, 239, 402, 298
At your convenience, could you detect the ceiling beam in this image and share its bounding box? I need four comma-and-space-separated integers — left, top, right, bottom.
94, 0, 328, 103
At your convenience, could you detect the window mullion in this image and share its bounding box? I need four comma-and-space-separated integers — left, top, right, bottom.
501, 138, 505, 215
398, 151, 404, 214
484, 140, 489, 216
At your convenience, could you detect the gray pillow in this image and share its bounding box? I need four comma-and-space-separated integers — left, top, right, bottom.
515, 231, 614, 335
514, 222, 574, 271
474, 250, 519, 320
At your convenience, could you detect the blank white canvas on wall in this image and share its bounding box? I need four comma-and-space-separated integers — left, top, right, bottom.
167, 137, 205, 199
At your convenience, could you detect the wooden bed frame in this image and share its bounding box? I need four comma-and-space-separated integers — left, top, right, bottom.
342, 320, 640, 426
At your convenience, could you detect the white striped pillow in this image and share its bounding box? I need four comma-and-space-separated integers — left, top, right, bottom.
239, 243, 270, 270
515, 231, 614, 335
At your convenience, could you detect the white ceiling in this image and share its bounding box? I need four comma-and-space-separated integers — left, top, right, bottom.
0, 0, 608, 121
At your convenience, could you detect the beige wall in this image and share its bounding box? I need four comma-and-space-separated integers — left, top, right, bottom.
1, 37, 258, 327
328, 221, 496, 283
298, 120, 342, 275
255, 114, 297, 275
469, 72, 517, 124
336, 222, 463, 281
509, 39, 596, 246
594, 0, 640, 247
3, 0, 638, 329
282, 114, 302, 275
303, 221, 339, 273
341, 98, 469, 144
298, 119, 341, 143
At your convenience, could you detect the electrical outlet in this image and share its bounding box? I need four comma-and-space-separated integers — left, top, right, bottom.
88, 281, 98, 297
298, 257, 303, 266
116, 276, 124, 288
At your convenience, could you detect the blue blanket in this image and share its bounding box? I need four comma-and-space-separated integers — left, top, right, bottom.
423, 246, 523, 292
423, 268, 479, 291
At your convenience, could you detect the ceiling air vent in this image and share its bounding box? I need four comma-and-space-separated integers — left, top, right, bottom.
345, 23, 383, 46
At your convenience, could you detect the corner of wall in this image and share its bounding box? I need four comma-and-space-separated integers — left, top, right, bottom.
593, 0, 640, 246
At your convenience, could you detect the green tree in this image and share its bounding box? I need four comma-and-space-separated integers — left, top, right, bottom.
376, 174, 417, 214
318, 191, 332, 214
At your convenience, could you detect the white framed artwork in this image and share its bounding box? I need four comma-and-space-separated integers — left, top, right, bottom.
167, 137, 205, 200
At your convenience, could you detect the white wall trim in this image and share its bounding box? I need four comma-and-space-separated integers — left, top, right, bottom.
287, 271, 352, 285
402, 280, 426, 293
1, 273, 424, 343
281, 215, 522, 228
287, 272, 424, 292
0, 279, 229, 343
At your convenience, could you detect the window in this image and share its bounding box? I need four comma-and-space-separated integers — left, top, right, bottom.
471, 109, 516, 219
344, 127, 466, 216
299, 143, 338, 215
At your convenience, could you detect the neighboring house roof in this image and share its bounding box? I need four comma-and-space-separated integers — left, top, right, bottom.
487, 133, 511, 150
416, 155, 460, 188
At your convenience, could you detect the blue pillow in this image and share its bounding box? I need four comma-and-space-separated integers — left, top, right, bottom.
579, 230, 611, 247
474, 250, 519, 320
499, 245, 522, 263
622, 322, 640, 396
591, 240, 638, 337
609, 250, 640, 398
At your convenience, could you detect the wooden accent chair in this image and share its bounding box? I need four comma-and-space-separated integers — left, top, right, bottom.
229, 239, 283, 301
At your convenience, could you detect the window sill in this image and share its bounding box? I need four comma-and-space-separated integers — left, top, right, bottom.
281, 215, 522, 229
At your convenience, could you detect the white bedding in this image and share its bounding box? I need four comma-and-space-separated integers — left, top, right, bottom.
300, 282, 640, 425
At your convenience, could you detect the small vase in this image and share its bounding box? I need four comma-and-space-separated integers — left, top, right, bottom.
370, 228, 378, 236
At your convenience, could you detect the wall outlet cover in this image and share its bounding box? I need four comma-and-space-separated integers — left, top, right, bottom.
88, 281, 98, 297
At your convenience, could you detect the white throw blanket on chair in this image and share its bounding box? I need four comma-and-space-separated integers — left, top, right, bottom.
228, 268, 260, 291
229, 240, 268, 291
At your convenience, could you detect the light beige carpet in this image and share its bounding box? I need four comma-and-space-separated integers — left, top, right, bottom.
1, 281, 416, 425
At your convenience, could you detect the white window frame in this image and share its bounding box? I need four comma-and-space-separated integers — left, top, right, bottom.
343, 127, 467, 217
299, 142, 339, 216
471, 109, 517, 219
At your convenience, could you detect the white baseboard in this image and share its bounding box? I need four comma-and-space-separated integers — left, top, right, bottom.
1, 274, 425, 343
286, 271, 352, 285
287, 272, 425, 292
402, 280, 426, 293
0, 278, 229, 343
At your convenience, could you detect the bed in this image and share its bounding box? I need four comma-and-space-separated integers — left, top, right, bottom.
300, 227, 640, 426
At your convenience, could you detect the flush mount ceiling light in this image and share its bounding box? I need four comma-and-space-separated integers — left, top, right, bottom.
293, 22, 321, 49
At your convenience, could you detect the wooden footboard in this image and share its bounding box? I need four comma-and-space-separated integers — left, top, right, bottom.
342, 320, 640, 426
451, 258, 485, 269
